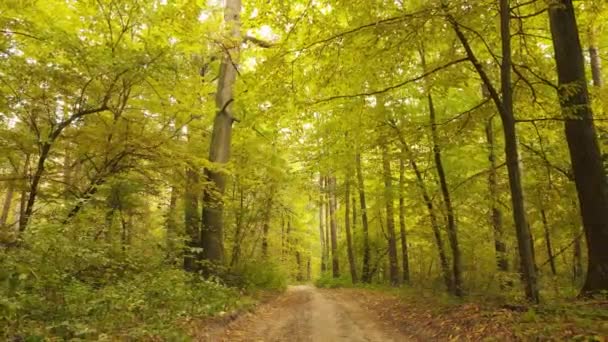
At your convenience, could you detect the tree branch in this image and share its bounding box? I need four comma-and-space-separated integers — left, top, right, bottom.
313, 57, 469, 103
244, 35, 273, 48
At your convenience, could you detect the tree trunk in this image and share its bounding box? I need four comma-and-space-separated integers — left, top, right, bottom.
325, 176, 331, 271
166, 185, 178, 262
295, 249, 303, 281
352, 194, 357, 232
499, 0, 539, 303
445, 0, 540, 302
261, 187, 275, 259
345, 170, 358, 283
485, 117, 509, 273
549, 0, 608, 296
21, 143, 52, 232
398, 158, 410, 284
427, 90, 463, 296
1, 179, 15, 227
541, 208, 557, 275
17, 154, 30, 232
184, 167, 200, 272
63, 146, 72, 199
394, 132, 453, 292
588, 28, 602, 88
319, 175, 327, 272
329, 176, 340, 278
230, 183, 244, 268
381, 144, 400, 286
306, 257, 311, 281
200, 0, 242, 266
356, 152, 372, 282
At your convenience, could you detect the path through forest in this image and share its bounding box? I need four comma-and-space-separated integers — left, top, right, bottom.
203, 285, 411, 341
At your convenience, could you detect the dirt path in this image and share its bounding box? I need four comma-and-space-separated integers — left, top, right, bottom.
204, 285, 410, 341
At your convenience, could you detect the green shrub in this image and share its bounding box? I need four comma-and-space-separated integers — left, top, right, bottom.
0, 222, 243, 340
226, 260, 288, 291
315, 273, 353, 288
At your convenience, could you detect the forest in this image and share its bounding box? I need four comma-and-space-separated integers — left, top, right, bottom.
1, 0, 608, 340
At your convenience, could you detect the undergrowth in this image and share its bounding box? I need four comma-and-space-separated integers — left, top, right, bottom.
0, 223, 287, 340
314, 273, 608, 339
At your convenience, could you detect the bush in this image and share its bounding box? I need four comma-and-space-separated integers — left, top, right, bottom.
226, 260, 288, 291
0, 223, 243, 340
315, 273, 353, 288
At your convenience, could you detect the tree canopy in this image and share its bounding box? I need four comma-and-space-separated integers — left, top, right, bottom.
2, 0, 608, 339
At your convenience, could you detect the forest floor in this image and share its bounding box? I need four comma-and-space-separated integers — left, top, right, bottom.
196, 285, 408, 341
192, 285, 608, 341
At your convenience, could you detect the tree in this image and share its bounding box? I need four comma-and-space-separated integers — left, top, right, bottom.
328, 176, 340, 278
398, 158, 410, 284
356, 151, 372, 283
381, 141, 399, 286
548, 0, 608, 296
485, 117, 509, 274
444, 0, 540, 302
344, 160, 358, 283
200, 0, 242, 266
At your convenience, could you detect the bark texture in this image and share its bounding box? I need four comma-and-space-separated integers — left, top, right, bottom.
428, 91, 463, 296
485, 118, 509, 273
381, 144, 400, 286
549, 0, 608, 296
184, 167, 200, 272
200, 0, 242, 265
398, 158, 410, 283
329, 176, 340, 278
345, 173, 358, 283
445, 0, 540, 302
356, 152, 372, 283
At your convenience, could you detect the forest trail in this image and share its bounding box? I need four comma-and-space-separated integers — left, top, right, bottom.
203, 285, 410, 341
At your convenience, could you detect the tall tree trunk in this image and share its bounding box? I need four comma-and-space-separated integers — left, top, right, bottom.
230, 183, 244, 268
588, 28, 602, 88
295, 249, 303, 281
352, 194, 357, 232
485, 117, 509, 274
306, 257, 311, 281
541, 207, 557, 275
398, 158, 410, 284
21, 143, 52, 232
17, 154, 30, 232
392, 129, 453, 292
63, 146, 72, 199
1, 179, 15, 227
324, 176, 331, 271
184, 167, 200, 272
445, 0, 540, 302
200, 0, 242, 265
166, 185, 178, 262
356, 152, 372, 282
319, 175, 327, 272
427, 90, 463, 296
549, 0, 608, 296
120, 208, 129, 251
499, 0, 539, 303
345, 170, 358, 283
104, 208, 114, 242
329, 176, 340, 278
280, 215, 286, 261
261, 187, 275, 259
381, 144, 400, 286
